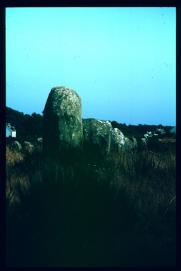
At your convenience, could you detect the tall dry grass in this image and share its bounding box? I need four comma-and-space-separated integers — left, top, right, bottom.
6, 143, 176, 267
6, 146, 24, 166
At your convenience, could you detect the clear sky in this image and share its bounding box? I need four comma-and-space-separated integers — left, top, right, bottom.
6, 7, 176, 125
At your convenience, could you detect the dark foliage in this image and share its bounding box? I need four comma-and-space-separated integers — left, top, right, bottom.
111, 120, 173, 139
6, 107, 43, 142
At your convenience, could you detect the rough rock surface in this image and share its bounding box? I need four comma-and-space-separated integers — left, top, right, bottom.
83, 118, 112, 155
130, 137, 138, 150
42, 86, 139, 158
23, 141, 34, 153
43, 87, 83, 156
37, 137, 43, 144
111, 128, 125, 152
82, 119, 136, 154
11, 141, 22, 152
123, 137, 134, 151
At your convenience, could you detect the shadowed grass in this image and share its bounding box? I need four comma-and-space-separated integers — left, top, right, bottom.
6, 143, 176, 267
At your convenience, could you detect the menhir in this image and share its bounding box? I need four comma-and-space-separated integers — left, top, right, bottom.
43, 86, 83, 160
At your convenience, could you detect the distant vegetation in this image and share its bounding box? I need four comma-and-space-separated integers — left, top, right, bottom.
6, 107, 43, 142
111, 120, 173, 139
6, 107, 174, 142
6, 107, 176, 267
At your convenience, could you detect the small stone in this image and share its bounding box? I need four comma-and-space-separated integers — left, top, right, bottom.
23, 141, 34, 153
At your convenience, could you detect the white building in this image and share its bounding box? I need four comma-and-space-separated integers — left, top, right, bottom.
6, 123, 16, 138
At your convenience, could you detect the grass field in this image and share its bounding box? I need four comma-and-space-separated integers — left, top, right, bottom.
6, 141, 176, 267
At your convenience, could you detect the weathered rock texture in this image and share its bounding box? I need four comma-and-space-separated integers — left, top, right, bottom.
82, 119, 137, 155
83, 118, 112, 155
11, 141, 22, 152
111, 128, 125, 152
37, 137, 43, 144
125, 137, 137, 151
43, 86, 138, 160
23, 141, 34, 153
43, 87, 83, 157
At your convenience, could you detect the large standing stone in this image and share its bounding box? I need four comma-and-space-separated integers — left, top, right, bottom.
83, 118, 112, 155
123, 137, 134, 151
43, 87, 83, 157
83, 120, 137, 155
111, 128, 125, 152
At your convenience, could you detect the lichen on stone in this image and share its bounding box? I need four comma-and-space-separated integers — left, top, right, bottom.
111, 128, 125, 152
43, 86, 83, 157
83, 118, 112, 154
43, 86, 136, 160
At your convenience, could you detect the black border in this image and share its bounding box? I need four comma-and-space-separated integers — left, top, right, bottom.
0, 5, 6, 271
0, 0, 178, 7
0, 1, 179, 270
176, 6, 181, 271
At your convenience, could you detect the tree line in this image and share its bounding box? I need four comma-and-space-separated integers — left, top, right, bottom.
6, 107, 174, 142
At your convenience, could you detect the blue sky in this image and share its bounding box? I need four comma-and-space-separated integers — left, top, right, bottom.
6, 7, 176, 125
